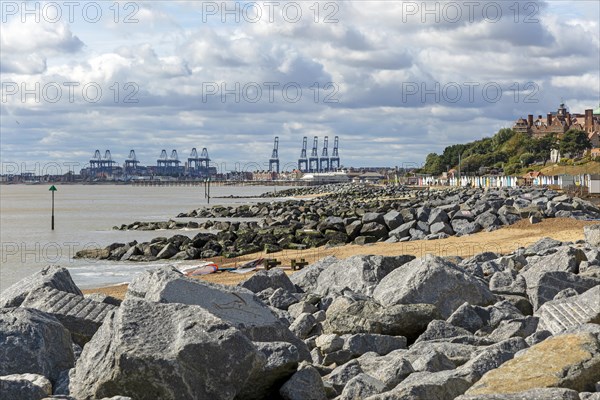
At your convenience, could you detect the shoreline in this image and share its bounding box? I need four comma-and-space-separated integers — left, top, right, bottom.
83, 217, 598, 300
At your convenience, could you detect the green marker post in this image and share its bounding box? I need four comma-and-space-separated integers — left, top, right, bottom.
49, 185, 57, 230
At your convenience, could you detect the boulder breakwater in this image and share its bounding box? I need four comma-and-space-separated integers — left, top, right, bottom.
1, 225, 599, 399
81, 185, 600, 262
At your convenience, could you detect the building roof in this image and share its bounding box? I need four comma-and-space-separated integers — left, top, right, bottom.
523, 171, 543, 179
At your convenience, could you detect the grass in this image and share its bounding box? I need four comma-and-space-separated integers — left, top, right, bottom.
528, 161, 600, 176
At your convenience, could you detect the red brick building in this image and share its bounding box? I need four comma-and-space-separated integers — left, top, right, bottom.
513, 103, 600, 141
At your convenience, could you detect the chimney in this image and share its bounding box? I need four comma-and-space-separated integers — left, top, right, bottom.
566, 113, 572, 126
527, 114, 534, 127
585, 109, 593, 132
547, 113, 552, 126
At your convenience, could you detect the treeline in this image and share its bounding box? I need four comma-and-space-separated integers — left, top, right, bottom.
420, 128, 592, 176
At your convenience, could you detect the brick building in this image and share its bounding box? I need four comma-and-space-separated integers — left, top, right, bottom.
513, 103, 600, 142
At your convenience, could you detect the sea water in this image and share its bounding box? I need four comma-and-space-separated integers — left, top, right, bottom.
0, 184, 285, 291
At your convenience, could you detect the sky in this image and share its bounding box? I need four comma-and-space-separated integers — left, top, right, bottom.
1, 0, 599, 174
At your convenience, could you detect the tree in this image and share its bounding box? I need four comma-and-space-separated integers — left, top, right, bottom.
519, 152, 535, 166
559, 129, 592, 158
422, 153, 444, 175
441, 144, 469, 170
532, 133, 557, 166
492, 128, 515, 150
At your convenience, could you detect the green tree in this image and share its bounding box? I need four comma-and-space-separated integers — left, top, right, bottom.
462, 154, 486, 174
519, 152, 535, 166
492, 128, 515, 150
559, 129, 592, 158
422, 153, 444, 175
441, 144, 469, 169
531, 133, 557, 165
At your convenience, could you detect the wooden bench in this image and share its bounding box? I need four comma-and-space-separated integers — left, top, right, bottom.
290, 258, 309, 271
264, 258, 282, 270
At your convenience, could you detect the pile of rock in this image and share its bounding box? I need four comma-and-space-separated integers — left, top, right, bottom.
259, 183, 415, 199
89, 187, 600, 262
2, 225, 600, 399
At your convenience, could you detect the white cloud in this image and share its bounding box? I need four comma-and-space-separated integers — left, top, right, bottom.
1, 0, 599, 168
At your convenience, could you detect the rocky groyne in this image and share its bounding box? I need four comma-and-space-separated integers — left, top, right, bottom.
1, 225, 599, 399
87, 186, 600, 262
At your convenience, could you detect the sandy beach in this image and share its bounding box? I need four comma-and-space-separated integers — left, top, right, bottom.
83, 217, 597, 300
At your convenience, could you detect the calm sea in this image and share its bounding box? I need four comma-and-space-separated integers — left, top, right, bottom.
0, 184, 285, 292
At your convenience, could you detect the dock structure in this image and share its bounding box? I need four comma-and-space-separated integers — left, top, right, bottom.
330, 136, 340, 170
298, 136, 308, 172
124, 150, 139, 174
309, 136, 319, 173
157, 149, 182, 176
269, 137, 280, 174
319, 136, 330, 172
89, 150, 116, 176
188, 147, 211, 177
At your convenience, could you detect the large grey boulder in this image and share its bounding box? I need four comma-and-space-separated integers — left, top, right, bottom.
0, 373, 52, 400
373, 255, 496, 318
269, 288, 299, 310
0, 308, 74, 381
323, 296, 440, 341
584, 224, 600, 247
315, 333, 344, 354
239, 268, 296, 294
237, 341, 300, 400
498, 205, 521, 225
525, 271, 600, 310
486, 301, 525, 330
343, 333, 407, 357
324, 359, 363, 393
464, 330, 600, 395
289, 313, 318, 339
408, 341, 481, 366
536, 285, 600, 335
314, 255, 415, 297
279, 366, 327, 400
415, 320, 474, 344
475, 211, 500, 229
451, 219, 482, 236
430, 221, 454, 235
456, 337, 528, 384
20, 287, 117, 347
383, 210, 403, 231
362, 212, 386, 225
366, 369, 471, 400
70, 298, 263, 400
388, 220, 416, 239
289, 256, 339, 293
0, 265, 82, 308
339, 373, 386, 400
357, 351, 414, 390
523, 237, 562, 256
428, 208, 449, 225
456, 388, 581, 399
156, 243, 178, 259
489, 271, 526, 296
359, 223, 388, 240
126, 266, 309, 359
447, 303, 486, 333
487, 317, 539, 342
318, 216, 345, 232
521, 247, 587, 281
407, 349, 456, 373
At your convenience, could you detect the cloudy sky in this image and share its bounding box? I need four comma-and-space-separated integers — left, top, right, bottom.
1, 0, 599, 173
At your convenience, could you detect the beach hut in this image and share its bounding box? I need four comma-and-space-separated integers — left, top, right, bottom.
558, 175, 575, 190
589, 175, 600, 194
